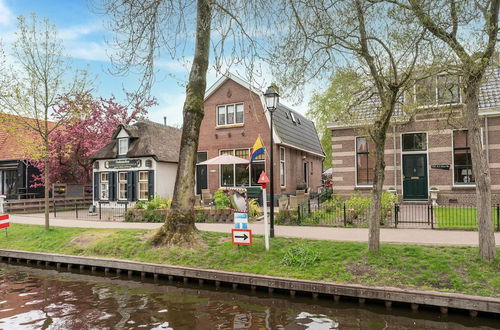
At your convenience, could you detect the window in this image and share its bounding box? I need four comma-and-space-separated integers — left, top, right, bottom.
217, 103, 244, 126
138, 171, 149, 200
415, 74, 461, 106
100, 172, 109, 200
356, 137, 375, 185
453, 130, 474, 184
118, 138, 128, 155
119, 172, 128, 200
280, 147, 286, 186
219, 148, 265, 186
402, 133, 427, 152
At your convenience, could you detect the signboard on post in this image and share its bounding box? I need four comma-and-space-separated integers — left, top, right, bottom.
258, 171, 270, 251
232, 229, 252, 245
234, 212, 248, 229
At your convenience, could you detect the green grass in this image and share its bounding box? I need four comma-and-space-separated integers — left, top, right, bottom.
435, 206, 500, 230
0, 224, 499, 297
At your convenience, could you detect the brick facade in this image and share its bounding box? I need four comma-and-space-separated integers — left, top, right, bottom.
198, 77, 323, 196
329, 112, 500, 205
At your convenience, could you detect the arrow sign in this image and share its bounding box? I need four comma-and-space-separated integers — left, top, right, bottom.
232, 229, 252, 245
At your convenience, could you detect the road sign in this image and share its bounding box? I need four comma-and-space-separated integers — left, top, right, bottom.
0, 214, 9, 229
232, 229, 252, 245
234, 212, 248, 229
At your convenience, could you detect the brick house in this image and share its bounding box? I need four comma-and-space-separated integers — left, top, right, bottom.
197, 74, 324, 198
327, 67, 500, 204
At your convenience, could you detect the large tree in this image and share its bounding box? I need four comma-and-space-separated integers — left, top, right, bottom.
99, 0, 265, 246
0, 14, 90, 231
269, 0, 426, 251
388, 0, 499, 261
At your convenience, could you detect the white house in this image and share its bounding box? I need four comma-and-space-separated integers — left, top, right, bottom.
90, 120, 181, 207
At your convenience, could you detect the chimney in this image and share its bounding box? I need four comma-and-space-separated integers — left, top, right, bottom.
163, 116, 167, 126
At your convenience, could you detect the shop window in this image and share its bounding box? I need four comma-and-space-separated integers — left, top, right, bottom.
217, 103, 244, 126
100, 172, 109, 200
453, 130, 474, 184
280, 147, 286, 186
138, 171, 149, 200
118, 138, 129, 155
219, 148, 264, 186
356, 137, 375, 185
119, 172, 128, 200
402, 133, 427, 152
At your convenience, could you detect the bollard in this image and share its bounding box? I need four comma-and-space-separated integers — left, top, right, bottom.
0, 195, 5, 214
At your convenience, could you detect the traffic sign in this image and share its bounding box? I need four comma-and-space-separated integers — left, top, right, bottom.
232, 229, 252, 245
234, 212, 248, 229
0, 214, 9, 229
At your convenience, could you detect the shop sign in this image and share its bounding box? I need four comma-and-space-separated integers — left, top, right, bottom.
104, 159, 141, 169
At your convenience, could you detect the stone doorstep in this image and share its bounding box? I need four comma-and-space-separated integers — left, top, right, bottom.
0, 249, 498, 315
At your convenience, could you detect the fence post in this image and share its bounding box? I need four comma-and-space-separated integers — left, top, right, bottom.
99, 202, 102, 220
75, 202, 78, 219
394, 204, 398, 228
125, 202, 128, 213
496, 204, 500, 232
430, 204, 434, 229
308, 199, 311, 214
0, 195, 5, 214
53, 199, 57, 218
343, 203, 347, 227
317, 195, 320, 209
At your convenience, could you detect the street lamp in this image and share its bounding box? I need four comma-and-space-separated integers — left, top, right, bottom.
264, 85, 279, 238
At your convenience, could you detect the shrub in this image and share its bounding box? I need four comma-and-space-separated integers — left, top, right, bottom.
133, 195, 172, 211
144, 209, 164, 222
281, 245, 321, 268
344, 192, 397, 225
195, 210, 206, 223
214, 189, 231, 209
248, 198, 262, 218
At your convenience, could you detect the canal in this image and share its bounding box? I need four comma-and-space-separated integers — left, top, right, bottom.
0, 263, 498, 329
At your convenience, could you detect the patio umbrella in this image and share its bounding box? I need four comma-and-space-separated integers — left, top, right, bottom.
197, 154, 249, 165
323, 168, 333, 176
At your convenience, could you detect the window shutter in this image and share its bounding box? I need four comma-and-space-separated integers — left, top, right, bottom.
109, 172, 117, 201
127, 171, 136, 201
148, 170, 154, 200
93, 172, 99, 201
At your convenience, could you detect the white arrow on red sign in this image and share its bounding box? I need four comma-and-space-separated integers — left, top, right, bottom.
232, 229, 252, 245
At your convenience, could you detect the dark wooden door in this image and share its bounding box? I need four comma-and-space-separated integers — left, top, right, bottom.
196, 152, 208, 195
402, 154, 428, 200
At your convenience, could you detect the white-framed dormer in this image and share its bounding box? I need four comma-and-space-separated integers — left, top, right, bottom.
413, 73, 462, 108
116, 128, 130, 156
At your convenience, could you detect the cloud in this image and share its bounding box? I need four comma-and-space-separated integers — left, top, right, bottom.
0, 0, 13, 26
65, 41, 108, 62
58, 22, 103, 41
150, 92, 186, 127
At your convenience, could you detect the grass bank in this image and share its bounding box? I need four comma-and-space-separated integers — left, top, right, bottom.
0, 224, 499, 297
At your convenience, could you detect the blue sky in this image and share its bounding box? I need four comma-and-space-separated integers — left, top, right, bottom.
0, 0, 312, 126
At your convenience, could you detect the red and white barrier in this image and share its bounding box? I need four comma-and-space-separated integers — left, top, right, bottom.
0, 214, 9, 229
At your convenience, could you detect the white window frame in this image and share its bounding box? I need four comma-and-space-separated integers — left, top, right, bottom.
355, 136, 373, 187
280, 147, 286, 187
138, 171, 149, 200
118, 172, 128, 200
118, 138, 128, 155
452, 129, 476, 187
100, 172, 109, 200
414, 74, 462, 108
216, 103, 244, 127
219, 148, 265, 187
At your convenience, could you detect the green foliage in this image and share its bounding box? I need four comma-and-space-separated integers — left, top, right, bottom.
213, 190, 231, 209
133, 195, 171, 211
248, 198, 262, 218
195, 210, 206, 223
344, 192, 397, 225
281, 245, 321, 268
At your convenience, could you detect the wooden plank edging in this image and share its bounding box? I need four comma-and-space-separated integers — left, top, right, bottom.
0, 249, 498, 314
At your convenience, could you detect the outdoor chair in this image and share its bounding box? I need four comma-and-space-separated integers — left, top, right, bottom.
201, 189, 213, 207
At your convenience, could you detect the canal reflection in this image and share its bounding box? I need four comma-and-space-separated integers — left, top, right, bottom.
0, 263, 498, 329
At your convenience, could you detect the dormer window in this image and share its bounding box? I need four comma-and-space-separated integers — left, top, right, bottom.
118, 138, 129, 155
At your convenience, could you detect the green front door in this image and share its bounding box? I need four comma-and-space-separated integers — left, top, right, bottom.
403, 154, 428, 200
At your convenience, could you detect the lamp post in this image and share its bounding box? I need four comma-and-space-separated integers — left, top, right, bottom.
264, 85, 279, 238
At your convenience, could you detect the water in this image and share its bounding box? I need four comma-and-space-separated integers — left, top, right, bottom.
0, 263, 498, 329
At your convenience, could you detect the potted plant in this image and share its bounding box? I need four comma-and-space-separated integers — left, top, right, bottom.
429, 187, 439, 206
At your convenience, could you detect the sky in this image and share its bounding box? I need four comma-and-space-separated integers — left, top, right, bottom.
0, 0, 314, 127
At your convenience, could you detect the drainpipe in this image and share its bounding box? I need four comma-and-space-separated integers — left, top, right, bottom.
485, 116, 489, 162
393, 125, 397, 192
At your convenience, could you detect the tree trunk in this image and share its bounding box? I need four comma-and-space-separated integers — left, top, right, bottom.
368, 135, 386, 252
464, 79, 496, 261
152, 0, 212, 247
44, 143, 50, 231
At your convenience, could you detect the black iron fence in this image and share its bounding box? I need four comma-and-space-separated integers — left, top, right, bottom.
52, 201, 130, 221
285, 199, 500, 231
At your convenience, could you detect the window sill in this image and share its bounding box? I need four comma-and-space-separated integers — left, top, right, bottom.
452, 184, 476, 190
416, 103, 463, 110
215, 123, 244, 129
355, 185, 373, 190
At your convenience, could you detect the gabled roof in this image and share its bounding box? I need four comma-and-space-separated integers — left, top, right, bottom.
205, 73, 325, 157
91, 120, 182, 163
479, 66, 500, 109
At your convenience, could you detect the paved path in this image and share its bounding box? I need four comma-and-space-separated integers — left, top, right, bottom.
8, 214, 500, 246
